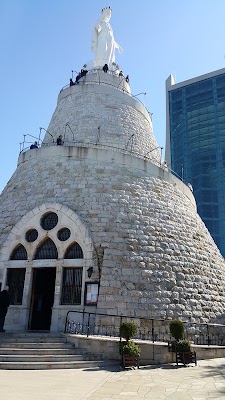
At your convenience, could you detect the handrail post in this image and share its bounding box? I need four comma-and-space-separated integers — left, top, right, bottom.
39, 127, 41, 144
64, 311, 70, 333
152, 319, 155, 343
82, 309, 85, 334
207, 324, 210, 346
87, 313, 91, 337
119, 315, 123, 344
119, 315, 123, 355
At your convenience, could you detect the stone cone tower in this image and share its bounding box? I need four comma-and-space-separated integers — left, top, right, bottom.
1, 37, 225, 333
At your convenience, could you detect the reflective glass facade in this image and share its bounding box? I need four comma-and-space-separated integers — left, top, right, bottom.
167, 71, 225, 257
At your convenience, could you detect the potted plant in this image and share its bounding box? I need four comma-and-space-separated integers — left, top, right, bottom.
168, 320, 185, 352
119, 322, 137, 343
119, 322, 140, 368
176, 339, 197, 366
121, 339, 140, 368
176, 339, 191, 352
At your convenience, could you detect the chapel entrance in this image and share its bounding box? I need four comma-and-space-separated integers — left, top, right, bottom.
29, 268, 56, 331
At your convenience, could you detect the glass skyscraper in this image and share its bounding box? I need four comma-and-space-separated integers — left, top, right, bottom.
166, 68, 225, 258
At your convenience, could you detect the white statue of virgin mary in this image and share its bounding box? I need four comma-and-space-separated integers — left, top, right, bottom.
91, 7, 123, 69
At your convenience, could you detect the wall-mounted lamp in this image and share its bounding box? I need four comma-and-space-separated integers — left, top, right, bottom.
87, 267, 93, 278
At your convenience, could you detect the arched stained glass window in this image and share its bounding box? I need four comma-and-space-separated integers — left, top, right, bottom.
34, 238, 58, 259
10, 244, 27, 260
64, 242, 83, 259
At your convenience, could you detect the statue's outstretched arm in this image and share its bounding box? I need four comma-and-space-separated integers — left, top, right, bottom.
115, 41, 123, 54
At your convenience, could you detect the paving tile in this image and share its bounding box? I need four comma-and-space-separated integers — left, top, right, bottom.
163, 393, 192, 399
0, 358, 225, 399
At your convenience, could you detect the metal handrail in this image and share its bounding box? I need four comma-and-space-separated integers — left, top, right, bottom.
19, 140, 161, 163
64, 309, 225, 346
59, 68, 150, 112
19, 69, 154, 159
18, 140, 188, 187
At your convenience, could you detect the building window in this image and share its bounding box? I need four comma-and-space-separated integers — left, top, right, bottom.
7, 268, 26, 305
57, 228, 71, 241
41, 212, 58, 230
64, 242, 83, 259
10, 244, 27, 260
61, 268, 83, 304
34, 238, 58, 259
25, 229, 38, 243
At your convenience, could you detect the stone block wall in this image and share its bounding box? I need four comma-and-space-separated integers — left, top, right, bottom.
66, 335, 225, 364
44, 71, 160, 163
1, 146, 225, 324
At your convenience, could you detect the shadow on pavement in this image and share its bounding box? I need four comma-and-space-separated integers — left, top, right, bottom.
82, 362, 195, 373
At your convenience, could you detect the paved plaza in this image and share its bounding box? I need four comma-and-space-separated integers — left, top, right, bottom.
1, 358, 225, 399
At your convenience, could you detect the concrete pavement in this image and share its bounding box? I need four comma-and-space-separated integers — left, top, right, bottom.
0, 358, 225, 399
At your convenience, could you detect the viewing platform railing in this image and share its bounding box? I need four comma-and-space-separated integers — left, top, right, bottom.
59, 68, 150, 114
65, 309, 225, 346
19, 140, 162, 166
19, 140, 189, 188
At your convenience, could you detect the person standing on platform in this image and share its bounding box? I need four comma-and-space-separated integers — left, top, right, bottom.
102, 64, 108, 73
30, 141, 38, 149
57, 135, 64, 145
0, 286, 10, 332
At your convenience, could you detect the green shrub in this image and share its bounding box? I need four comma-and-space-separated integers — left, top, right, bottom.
169, 320, 184, 341
119, 322, 137, 342
176, 340, 191, 352
121, 340, 141, 357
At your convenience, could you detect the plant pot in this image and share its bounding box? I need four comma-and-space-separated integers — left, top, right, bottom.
122, 354, 140, 368
176, 351, 197, 366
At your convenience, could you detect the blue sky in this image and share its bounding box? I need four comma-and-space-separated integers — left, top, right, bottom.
1, 0, 225, 193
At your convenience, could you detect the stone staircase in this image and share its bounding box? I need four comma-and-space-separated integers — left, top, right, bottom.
0, 332, 118, 370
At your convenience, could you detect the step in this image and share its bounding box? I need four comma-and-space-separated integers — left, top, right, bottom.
0, 337, 66, 343
0, 342, 72, 349
0, 348, 86, 355
0, 354, 100, 362
0, 333, 64, 339
0, 360, 119, 370
0, 333, 117, 370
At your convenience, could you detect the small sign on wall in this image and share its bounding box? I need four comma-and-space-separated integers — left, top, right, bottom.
85, 282, 99, 305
